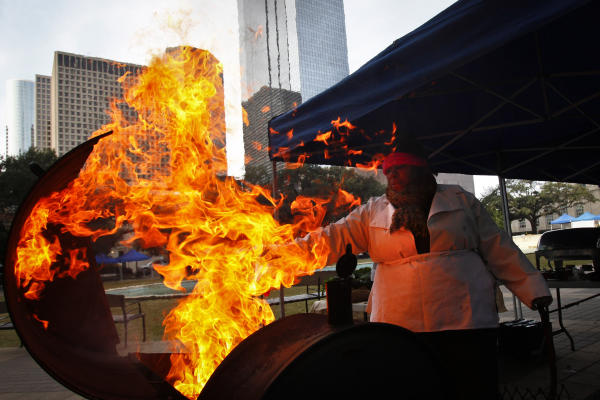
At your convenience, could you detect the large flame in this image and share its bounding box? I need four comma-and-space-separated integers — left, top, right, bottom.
14, 46, 361, 398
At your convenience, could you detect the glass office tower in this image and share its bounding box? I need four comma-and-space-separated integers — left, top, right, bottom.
6, 79, 34, 156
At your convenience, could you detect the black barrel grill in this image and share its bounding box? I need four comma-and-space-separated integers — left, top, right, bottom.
535, 227, 600, 278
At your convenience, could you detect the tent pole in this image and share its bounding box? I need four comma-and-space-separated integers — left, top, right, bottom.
499, 176, 523, 320
272, 161, 285, 319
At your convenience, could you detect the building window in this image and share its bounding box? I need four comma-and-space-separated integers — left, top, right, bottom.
575, 204, 584, 217
546, 214, 554, 226
559, 207, 568, 215
519, 219, 527, 229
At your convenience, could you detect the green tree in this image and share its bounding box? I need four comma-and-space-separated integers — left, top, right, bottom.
0, 148, 58, 261
478, 180, 597, 234
243, 164, 385, 227
479, 186, 505, 230
0, 148, 58, 215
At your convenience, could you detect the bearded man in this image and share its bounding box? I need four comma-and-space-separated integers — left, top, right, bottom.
296, 135, 552, 399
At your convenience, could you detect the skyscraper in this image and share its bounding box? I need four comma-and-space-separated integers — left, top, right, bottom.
238, 0, 349, 174
237, 0, 349, 102
51, 51, 143, 156
6, 79, 34, 157
295, 0, 349, 100
242, 86, 302, 176
3, 125, 8, 157
34, 75, 52, 150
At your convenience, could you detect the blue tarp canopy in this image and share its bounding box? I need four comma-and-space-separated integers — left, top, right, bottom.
117, 250, 150, 262
95, 253, 119, 264
268, 0, 600, 184
572, 211, 599, 221
94, 250, 150, 264
550, 213, 575, 224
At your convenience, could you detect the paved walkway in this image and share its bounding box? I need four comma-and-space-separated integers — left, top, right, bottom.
0, 286, 599, 399
498, 286, 600, 399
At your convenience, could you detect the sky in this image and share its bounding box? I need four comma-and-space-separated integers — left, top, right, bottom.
0, 0, 498, 197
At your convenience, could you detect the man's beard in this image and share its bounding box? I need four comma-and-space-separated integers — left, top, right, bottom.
386, 175, 437, 251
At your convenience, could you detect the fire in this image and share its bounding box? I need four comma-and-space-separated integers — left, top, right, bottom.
13, 46, 344, 398
242, 107, 249, 126
314, 130, 332, 145
331, 117, 356, 131
32, 313, 49, 330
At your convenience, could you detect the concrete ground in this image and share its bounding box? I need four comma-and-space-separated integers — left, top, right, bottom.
0, 286, 599, 399
498, 285, 600, 400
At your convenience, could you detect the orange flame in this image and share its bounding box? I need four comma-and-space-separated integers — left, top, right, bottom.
314, 130, 332, 146
252, 141, 263, 151
331, 117, 356, 130
336, 188, 361, 209
285, 153, 308, 169
13, 47, 331, 398
253, 25, 264, 40
291, 188, 360, 237
242, 107, 249, 126
32, 313, 49, 330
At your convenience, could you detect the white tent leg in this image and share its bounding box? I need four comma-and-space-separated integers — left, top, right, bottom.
272, 160, 286, 319
499, 176, 523, 320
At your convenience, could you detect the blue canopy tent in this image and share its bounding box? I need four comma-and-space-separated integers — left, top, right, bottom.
94, 250, 150, 264
269, 0, 599, 185
571, 211, 598, 222
118, 250, 151, 262
95, 253, 120, 264
549, 213, 575, 224
95, 250, 150, 280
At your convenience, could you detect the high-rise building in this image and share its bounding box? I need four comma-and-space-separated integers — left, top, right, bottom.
6, 79, 34, 157
436, 173, 475, 194
242, 86, 302, 176
3, 125, 8, 157
295, 0, 349, 100
51, 51, 143, 156
238, 0, 349, 102
238, 0, 349, 175
34, 75, 52, 150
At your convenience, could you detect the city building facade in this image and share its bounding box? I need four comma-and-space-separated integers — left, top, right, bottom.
242, 86, 302, 177
294, 0, 349, 100
3, 126, 7, 157
238, 0, 349, 102
34, 75, 52, 150
51, 51, 143, 156
238, 0, 350, 177
437, 173, 475, 194
5, 79, 34, 157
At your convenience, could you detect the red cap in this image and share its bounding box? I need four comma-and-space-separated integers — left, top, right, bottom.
382, 152, 428, 175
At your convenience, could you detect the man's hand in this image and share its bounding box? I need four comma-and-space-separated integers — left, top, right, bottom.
531, 296, 553, 310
